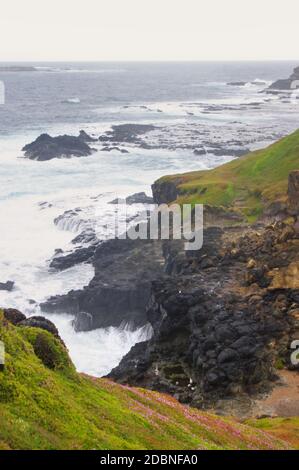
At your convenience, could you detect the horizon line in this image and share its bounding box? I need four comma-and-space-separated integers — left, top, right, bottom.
0, 59, 298, 63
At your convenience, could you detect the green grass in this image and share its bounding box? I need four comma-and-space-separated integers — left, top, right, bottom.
247, 417, 299, 449
157, 129, 299, 221
0, 310, 292, 450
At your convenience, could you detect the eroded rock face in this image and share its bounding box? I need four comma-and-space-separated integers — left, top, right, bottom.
109, 221, 299, 409
151, 180, 179, 205
72, 312, 93, 332
22, 131, 94, 161
288, 170, 299, 214
41, 237, 166, 329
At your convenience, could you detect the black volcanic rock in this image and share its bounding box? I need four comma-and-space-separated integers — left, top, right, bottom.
78, 130, 98, 142
109, 221, 299, 410
19, 316, 60, 338
268, 66, 299, 91
22, 132, 94, 161
227, 81, 247, 86
99, 124, 157, 147
151, 179, 179, 205
41, 237, 166, 330
72, 312, 94, 332
109, 192, 154, 205
50, 245, 96, 271
0, 281, 14, 291
3, 308, 26, 325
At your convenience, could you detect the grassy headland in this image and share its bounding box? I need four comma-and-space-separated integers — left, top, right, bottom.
154, 129, 299, 222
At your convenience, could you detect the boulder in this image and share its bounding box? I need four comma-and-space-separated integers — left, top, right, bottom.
0, 281, 14, 291
3, 308, 26, 325
19, 316, 60, 338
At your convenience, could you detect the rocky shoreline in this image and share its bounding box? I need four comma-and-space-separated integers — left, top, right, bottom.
37, 157, 299, 415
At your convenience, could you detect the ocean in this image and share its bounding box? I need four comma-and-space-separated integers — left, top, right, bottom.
0, 61, 298, 376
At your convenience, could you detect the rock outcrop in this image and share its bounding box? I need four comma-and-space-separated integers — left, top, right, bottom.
0, 281, 14, 291
3, 308, 26, 325
41, 237, 165, 330
268, 66, 299, 91
22, 131, 95, 161
109, 192, 154, 205
2, 309, 62, 340
99, 123, 157, 147
19, 316, 60, 338
151, 179, 180, 205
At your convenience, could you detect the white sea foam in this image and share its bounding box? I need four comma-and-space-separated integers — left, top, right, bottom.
41, 313, 153, 377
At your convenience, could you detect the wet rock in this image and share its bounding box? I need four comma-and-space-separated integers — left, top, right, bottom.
99, 124, 157, 147
72, 312, 94, 332
227, 81, 247, 86
50, 245, 96, 271
268, 66, 299, 91
0, 281, 14, 291
78, 130, 97, 142
100, 146, 129, 153
41, 237, 165, 330
109, 192, 154, 205
22, 132, 94, 161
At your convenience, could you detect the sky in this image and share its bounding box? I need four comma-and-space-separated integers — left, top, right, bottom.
0, 0, 299, 61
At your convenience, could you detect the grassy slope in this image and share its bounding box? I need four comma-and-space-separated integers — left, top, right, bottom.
246, 417, 299, 450
158, 129, 299, 221
0, 310, 292, 450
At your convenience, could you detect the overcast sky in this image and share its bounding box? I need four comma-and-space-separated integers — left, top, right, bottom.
0, 0, 298, 61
